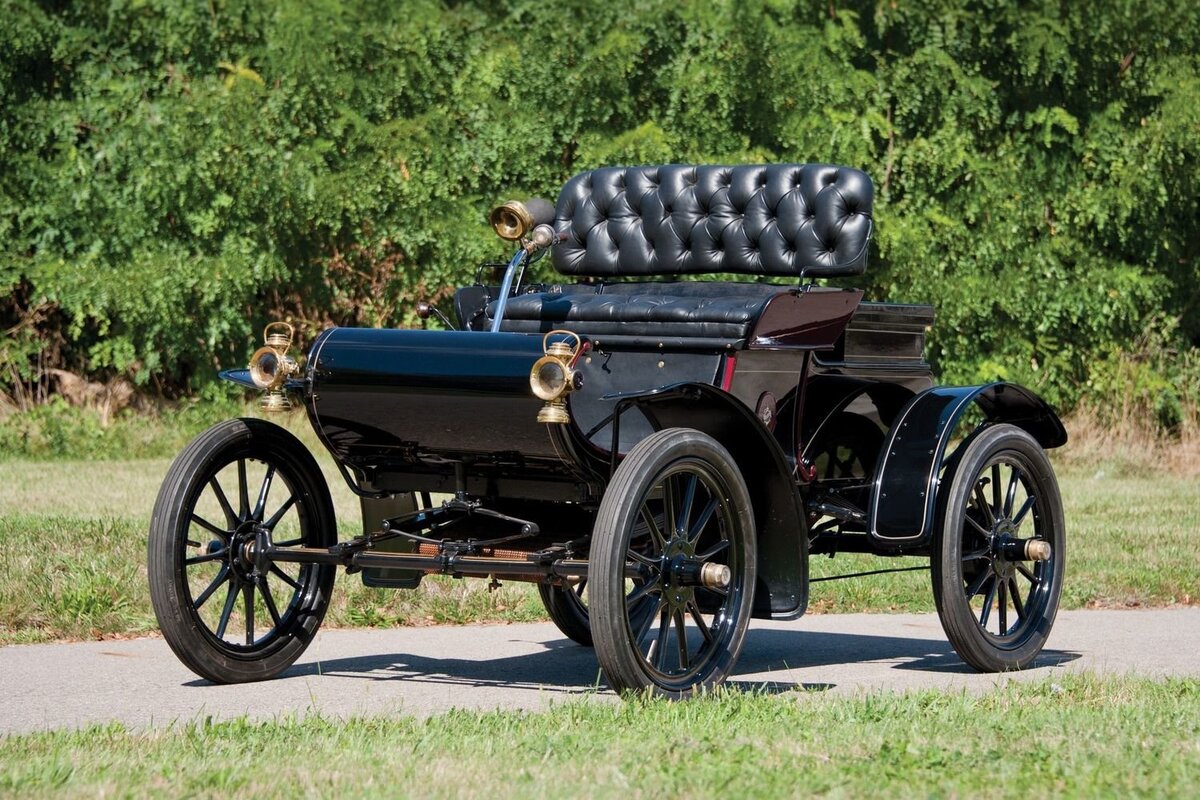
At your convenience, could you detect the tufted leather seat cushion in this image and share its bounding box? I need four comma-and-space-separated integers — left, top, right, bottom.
552, 164, 873, 279
485, 281, 786, 345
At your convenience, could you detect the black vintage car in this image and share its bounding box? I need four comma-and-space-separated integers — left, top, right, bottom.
148, 164, 1067, 697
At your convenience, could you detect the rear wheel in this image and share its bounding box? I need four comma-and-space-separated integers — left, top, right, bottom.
148, 418, 337, 684
932, 424, 1065, 671
538, 580, 593, 646
591, 428, 756, 698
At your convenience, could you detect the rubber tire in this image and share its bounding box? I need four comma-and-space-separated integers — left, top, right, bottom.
538, 582, 593, 647
590, 428, 756, 698
931, 424, 1065, 672
148, 418, 337, 684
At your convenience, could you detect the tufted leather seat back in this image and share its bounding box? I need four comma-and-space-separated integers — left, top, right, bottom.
552, 164, 873, 278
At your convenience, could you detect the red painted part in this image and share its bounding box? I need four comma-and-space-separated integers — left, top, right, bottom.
747, 288, 863, 350
569, 339, 592, 368
719, 353, 737, 391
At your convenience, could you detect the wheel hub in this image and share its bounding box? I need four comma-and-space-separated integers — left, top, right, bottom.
662, 538, 697, 612
226, 521, 262, 582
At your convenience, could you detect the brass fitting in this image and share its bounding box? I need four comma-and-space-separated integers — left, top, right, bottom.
530, 330, 583, 424
248, 322, 300, 411
489, 200, 536, 241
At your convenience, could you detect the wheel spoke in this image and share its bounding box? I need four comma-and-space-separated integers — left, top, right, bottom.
193, 565, 230, 610
677, 474, 697, 537
1016, 563, 1039, 585
264, 495, 297, 531
259, 577, 282, 628
663, 475, 679, 541
962, 546, 991, 562
998, 579, 1009, 635
626, 549, 659, 567
651, 606, 671, 670
626, 579, 661, 606
1009, 577, 1026, 621
1013, 495, 1036, 529
965, 568, 991, 597
687, 601, 713, 644
673, 609, 689, 671
573, 578, 587, 599
640, 503, 666, 551
252, 465, 276, 522
270, 564, 302, 591
243, 584, 255, 645
237, 459, 250, 520
991, 464, 1002, 519
634, 598, 664, 645
697, 539, 730, 561
687, 497, 719, 545
185, 548, 227, 566
973, 482, 996, 524
189, 514, 229, 540
215, 581, 238, 640
966, 514, 991, 538
1004, 466, 1022, 518
978, 576, 997, 628
209, 477, 239, 527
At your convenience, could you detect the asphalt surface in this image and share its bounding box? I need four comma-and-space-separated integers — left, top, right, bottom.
2, 607, 1197, 735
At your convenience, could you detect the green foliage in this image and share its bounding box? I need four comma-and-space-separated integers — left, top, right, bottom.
2, 0, 1198, 413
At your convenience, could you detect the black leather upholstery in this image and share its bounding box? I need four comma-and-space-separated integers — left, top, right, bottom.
484, 281, 786, 345
552, 164, 873, 278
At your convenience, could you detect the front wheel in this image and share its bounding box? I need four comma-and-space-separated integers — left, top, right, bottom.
590, 428, 756, 698
932, 424, 1065, 671
148, 418, 337, 683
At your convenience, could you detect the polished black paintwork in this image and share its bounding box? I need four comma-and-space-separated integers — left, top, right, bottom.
867, 382, 1068, 552
306, 328, 558, 465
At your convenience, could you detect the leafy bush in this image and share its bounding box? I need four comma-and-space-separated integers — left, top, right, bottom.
2, 0, 1197, 416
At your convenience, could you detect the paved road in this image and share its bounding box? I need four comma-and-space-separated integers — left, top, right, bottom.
2, 608, 1197, 735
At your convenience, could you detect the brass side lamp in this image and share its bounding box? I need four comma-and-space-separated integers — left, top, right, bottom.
248, 322, 300, 411
530, 330, 584, 424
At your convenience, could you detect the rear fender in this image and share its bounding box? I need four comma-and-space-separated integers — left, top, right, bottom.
613, 382, 808, 620
867, 382, 1067, 552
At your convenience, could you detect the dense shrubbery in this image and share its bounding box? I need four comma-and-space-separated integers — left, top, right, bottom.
2, 0, 1197, 419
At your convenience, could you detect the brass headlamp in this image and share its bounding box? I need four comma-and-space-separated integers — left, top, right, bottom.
489, 198, 555, 242
248, 322, 300, 411
530, 330, 583, 424
490, 200, 535, 241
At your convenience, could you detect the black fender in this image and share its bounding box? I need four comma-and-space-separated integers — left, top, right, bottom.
867, 382, 1067, 552
609, 382, 808, 620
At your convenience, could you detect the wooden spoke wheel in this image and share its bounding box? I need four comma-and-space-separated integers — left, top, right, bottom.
590, 428, 756, 697
932, 424, 1065, 671
148, 419, 336, 683
538, 579, 593, 646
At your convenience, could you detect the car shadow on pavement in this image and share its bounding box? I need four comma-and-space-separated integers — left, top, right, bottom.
181, 627, 1077, 691
735, 628, 1081, 675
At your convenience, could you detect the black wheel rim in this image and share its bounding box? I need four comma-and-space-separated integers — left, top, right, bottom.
179, 456, 323, 656
957, 452, 1056, 644
621, 458, 746, 690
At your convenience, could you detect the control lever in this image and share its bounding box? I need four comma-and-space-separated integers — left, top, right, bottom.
416, 301, 457, 330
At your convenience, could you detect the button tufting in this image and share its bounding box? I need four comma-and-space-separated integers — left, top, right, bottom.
552, 163, 872, 279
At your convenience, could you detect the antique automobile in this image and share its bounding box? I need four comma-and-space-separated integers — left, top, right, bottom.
148, 163, 1067, 697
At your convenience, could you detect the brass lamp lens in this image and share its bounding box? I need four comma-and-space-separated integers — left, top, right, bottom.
530, 357, 568, 401
490, 200, 533, 241
249, 347, 282, 389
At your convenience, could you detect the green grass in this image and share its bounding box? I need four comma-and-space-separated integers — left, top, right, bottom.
1, 675, 1197, 797
0, 446, 1197, 644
